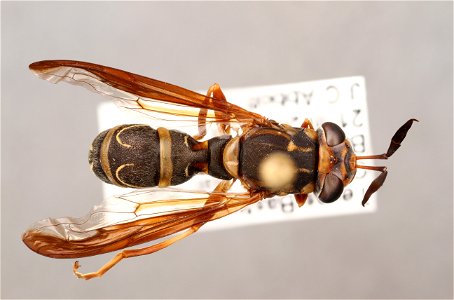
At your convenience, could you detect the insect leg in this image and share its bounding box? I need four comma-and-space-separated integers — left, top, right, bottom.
73, 224, 204, 280
73, 223, 210, 280
73, 180, 236, 280
294, 193, 308, 207
193, 83, 229, 140
301, 118, 314, 129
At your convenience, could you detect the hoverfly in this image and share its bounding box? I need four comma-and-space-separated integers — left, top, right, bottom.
23, 60, 417, 280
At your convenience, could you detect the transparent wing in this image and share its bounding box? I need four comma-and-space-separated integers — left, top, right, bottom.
22, 186, 264, 259
29, 60, 270, 128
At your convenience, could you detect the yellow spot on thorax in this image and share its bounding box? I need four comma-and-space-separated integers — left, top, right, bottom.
287, 141, 313, 152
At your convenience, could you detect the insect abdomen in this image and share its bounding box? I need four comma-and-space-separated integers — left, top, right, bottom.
89, 125, 212, 188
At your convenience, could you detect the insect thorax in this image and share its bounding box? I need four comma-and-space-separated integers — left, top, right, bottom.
238, 127, 319, 195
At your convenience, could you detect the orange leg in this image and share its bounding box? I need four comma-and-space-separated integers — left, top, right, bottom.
73, 180, 235, 280
73, 224, 203, 280
193, 83, 229, 140
294, 193, 308, 207
301, 118, 314, 129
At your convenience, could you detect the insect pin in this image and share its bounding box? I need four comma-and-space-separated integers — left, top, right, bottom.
23, 60, 417, 279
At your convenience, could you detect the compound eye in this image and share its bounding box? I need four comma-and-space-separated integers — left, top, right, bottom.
319, 173, 344, 203
322, 122, 346, 146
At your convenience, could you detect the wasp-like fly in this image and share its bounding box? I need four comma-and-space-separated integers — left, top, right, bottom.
23, 60, 417, 279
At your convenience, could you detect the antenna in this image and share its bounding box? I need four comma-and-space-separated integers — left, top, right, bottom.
356, 119, 418, 206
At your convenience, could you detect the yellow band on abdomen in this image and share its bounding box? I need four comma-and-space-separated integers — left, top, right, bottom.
157, 127, 173, 187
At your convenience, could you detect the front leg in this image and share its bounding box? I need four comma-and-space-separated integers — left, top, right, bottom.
301, 118, 314, 129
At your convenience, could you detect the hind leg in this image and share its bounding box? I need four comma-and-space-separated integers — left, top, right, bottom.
193, 83, 229, 140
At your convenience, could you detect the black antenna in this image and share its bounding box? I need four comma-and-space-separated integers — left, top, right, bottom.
356, 119, 418, 206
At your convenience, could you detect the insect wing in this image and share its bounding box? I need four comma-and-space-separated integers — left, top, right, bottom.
22, 187, 264, 259
29, 60, 268, 127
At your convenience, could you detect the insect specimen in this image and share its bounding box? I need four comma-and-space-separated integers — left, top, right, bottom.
23, 60, 417, 279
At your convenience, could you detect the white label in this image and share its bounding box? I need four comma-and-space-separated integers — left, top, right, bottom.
97, 76, 376, 232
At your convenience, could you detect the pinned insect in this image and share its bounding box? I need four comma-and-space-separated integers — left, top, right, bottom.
23, 60, 417, 279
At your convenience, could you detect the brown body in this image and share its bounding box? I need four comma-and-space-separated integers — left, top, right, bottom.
24, 60, 417, 279
90, 124, 320, 198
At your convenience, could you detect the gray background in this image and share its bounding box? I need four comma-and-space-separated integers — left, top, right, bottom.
2, 2, 452, 299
